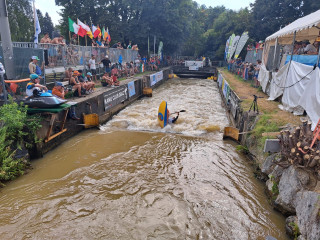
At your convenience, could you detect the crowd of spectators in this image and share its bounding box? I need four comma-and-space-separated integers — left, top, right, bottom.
286, 40, 319, 55
228, 57, 262, 88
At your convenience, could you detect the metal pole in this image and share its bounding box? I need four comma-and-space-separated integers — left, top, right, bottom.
290, 31, 296, 62
154, 35, 156, 56
273, 37, 278, 71
0, 73, 7, 103
148, 34, 150, 57
0, 0, 15, 79
317, 45, 320, 68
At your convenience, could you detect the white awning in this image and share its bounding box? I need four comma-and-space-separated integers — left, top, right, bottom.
266, 9, 320, 44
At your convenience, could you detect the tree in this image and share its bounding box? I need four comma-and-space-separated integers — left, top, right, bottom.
6, 0, 33, 42
40, 13, 55, 38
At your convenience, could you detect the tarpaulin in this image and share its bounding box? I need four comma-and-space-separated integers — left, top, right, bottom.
285, 55, 320, 67
281, 61, 314, 115
268, 63, 289, 100
258, 64, 269, 92
299, 67, 320, 130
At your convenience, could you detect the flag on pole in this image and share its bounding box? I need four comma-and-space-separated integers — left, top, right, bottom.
101, 27, 106, 40
98, 26, 102, 38
33, 2, 41, 44
68, 18, 80, 34
92, 24, 101, 38
78, 19, 93, 38
106, 27, 111, 42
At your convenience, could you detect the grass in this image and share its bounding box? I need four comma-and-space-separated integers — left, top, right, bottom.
219, 68, 301, 154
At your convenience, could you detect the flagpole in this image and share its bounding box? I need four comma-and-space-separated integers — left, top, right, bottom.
69, 31, 71, 44
77, 19, 80, 45
85, 21, 88, 46
33, 0, 36, 44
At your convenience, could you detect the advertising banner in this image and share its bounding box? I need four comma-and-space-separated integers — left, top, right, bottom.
103, 85, 128, 111
128, 81, 136, 98
234, 32, 249, 59
150, 71, 164, 86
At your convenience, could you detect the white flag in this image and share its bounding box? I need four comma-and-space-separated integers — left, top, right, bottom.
33, 2, 41, 44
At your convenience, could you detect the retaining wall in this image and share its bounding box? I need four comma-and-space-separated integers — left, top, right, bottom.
31, 68, 171, 158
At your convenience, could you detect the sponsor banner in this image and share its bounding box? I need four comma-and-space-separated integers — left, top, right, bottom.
128, 81, 136, 98
150, 70, 164, 86
185, 61, 204, 68
103, 85, 128, 111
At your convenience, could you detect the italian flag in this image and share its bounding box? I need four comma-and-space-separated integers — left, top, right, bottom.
68, 18, 80, 34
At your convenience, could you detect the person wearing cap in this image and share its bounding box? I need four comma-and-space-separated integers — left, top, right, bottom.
69, 71, 83, 97
26, 74, 47, 97
29, 56, 39, 74
100, 55, 111, 73
52, 82, 66, 99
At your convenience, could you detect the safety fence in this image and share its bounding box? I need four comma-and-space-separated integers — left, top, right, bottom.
0, 43, 139, 79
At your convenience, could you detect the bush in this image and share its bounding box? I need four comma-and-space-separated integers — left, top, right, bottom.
0, 99, 42, 182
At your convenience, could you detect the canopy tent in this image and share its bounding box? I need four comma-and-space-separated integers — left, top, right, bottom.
266, 9, 320, 45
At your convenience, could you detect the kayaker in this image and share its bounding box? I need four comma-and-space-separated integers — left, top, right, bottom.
167, 109, 179, 124
26, 74, 48, 97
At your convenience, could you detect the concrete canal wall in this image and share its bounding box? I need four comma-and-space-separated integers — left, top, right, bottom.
32, 68, 172, 158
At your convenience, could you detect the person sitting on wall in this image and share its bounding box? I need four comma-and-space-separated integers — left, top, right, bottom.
101, 72, 113, 87
78, 70, 94, 93
111, 66, 120, 86
52, 82, 80, 120
26, 74, 48, 97
64, 67, 73, 82
69, 71, 83, 97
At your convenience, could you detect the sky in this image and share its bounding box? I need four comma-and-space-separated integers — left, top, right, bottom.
36, 0, 254, 26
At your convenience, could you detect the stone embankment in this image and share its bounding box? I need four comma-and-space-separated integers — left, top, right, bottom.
217, 69, 320, 240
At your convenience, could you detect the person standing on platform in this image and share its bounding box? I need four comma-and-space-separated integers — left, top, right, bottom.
88, 55, 97, 82
100, 55, 111, 73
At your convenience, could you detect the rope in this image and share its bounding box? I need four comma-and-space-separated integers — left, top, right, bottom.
271, 64, 316, 89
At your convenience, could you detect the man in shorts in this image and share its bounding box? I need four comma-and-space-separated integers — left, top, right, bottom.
88, 55, 97, 82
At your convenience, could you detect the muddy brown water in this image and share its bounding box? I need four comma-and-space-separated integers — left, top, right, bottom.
0, 79, 288, 239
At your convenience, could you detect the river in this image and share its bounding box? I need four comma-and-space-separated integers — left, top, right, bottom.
0, 78, 288, 239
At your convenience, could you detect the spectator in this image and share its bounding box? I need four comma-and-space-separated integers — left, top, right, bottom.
254, 60, 262, 87
101, 72, 113, 86
40, 33, 51, 66
96, 37, 102, 47
64, 67, 73, 82
307, 41, 319, 55
70, 34, 78, 45
92, 39, 98, 47
132, 44, 138, 50
28, 56, 38, 74
51, 35, 65, 45
293, 41, 303, 55
88, 55, 97, 82
111, 65, 120, 86
302, 40, 317, 54
26, 74, 47, 97
69, 71, 83, 97
40, 33, 51, 44
247, 44, 253, 51
78, 70, 94, 93
100, 55, 111, 73
127, 41, 132, 49
117, 42, 123, 49
52, 82, 80, 120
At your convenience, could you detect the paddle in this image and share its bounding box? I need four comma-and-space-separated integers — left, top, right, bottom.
174, 110, 186, 114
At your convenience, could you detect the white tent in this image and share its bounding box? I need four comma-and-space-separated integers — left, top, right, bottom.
266, 9, 320, 45
258, 9, 320, 130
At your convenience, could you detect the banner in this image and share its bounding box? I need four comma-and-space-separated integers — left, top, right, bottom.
150, 71, 163, 86
234, 32, 249, 59
103, 85, 128, 111
227, 34, 235, 60
225, 37, 230, 61
128, 81, 136, 98
228, 35, 240, 61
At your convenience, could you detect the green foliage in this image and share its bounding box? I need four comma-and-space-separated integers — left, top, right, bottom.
37, 10, 55, 39
6, 0, 34, 42
289, 222, 300, 239
236, 145, 249, 154
0, 100, 42, 182
253, 115, 279, 137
